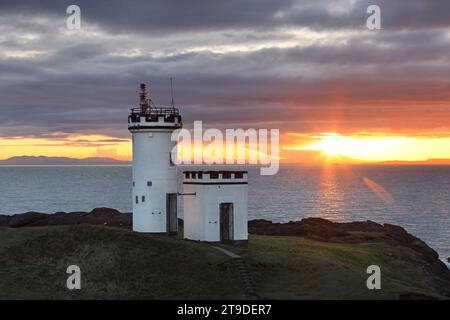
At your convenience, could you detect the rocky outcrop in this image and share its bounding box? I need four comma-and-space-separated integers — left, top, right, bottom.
4, 212, 49, 228
0, 208, 131, 228
0, 214, 10, 227
249, 218, 436, 258
248, 218, 445, 260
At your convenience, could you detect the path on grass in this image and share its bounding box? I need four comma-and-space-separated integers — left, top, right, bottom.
212, 246, 259, 299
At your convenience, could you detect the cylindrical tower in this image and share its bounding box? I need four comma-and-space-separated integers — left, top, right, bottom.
128, 83, 182, 233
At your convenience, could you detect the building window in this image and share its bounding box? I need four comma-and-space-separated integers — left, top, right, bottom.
147, 181, 152, 186
198, 172, 203, 179
132, 181, 135, 187
191, 173, 196, 179
235, 172, 244, 179
185, 172, 190, 179
142, 196, 145, 202
135, 196, 139, 204
222, 172, 231, 179
210, 172, 219, 179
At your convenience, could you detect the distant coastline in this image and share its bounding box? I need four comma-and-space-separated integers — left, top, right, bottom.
0, 156, 130, 166
2, 155, 450, 166
375, 159, 450, 165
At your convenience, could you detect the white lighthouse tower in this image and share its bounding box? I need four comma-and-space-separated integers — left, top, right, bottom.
128, 83, 182, 233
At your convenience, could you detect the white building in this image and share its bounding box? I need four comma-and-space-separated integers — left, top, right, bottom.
128, 83, 182, 233
128, 83, 249, 242
182, 171, 248, 242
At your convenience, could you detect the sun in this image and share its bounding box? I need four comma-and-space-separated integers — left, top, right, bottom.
307, 133, 351, 157
312, 134, 343, 156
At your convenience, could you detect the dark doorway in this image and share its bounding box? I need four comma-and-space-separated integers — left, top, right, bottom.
166, 193, 178, 234
220, 203, 234, 241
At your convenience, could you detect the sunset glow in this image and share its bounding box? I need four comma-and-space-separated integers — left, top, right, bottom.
0, 135, 131, 161
2, 131, 450, 164
283, 133, 450, 163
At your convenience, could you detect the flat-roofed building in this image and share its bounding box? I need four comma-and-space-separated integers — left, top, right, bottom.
183, 171, 248, 242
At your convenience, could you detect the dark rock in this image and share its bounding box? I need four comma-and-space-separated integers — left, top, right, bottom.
27, 212, 84, 226
8, 212, 49, 228
82, 207, 131, 227
0, 215, 9, 227
249, 217, 420, 248
0, 208, 132, 228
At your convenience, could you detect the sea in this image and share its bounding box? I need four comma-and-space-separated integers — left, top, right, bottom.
0, 164, 448, 262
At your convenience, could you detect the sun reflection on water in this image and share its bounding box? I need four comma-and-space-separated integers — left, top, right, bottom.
312, 164, 396, 221
313, 164, 347, 221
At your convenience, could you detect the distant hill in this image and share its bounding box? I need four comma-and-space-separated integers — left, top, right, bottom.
0, 156, 131, 165
377, 159, 450, 165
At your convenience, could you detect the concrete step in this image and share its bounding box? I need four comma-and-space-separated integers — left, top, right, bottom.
211, 246, 259, 299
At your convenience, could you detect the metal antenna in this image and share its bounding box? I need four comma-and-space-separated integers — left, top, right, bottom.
170, 76, 175, 109
139, 83, 148, 112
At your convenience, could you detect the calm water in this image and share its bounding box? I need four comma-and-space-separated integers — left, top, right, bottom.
0, 165, 448, 260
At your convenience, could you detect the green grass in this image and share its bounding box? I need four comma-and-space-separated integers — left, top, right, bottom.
0, 226, 447, 299
0, 225, 244, 299
240, 235, 447, 299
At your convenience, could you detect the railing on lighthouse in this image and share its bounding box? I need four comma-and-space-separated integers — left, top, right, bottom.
128, 83, 182, 126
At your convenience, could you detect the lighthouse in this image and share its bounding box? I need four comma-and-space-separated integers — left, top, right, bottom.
128, 83, 182, 233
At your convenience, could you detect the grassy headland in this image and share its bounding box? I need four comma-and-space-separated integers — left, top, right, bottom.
0, 209, 449, 299
0, 225, 243, 299
241, 235, 449, 299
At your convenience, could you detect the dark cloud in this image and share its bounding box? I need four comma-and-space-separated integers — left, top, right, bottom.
0, 0, 449, 34
0, 0, 449, 141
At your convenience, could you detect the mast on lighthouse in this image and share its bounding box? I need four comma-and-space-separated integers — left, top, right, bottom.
128, 83, 182, 233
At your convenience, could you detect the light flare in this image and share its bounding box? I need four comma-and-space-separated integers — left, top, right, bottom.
363, 177, 394, 204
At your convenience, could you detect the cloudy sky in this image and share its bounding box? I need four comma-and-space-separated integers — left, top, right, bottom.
1, 0, 450, 162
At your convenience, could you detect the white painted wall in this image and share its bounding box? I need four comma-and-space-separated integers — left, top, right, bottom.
129, 116, 180, 233
183, 172, 248, 242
